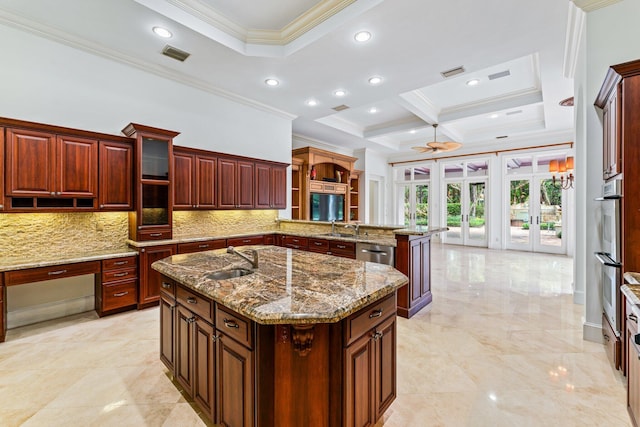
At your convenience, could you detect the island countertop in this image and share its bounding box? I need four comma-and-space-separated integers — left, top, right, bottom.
151, 245, 408, 325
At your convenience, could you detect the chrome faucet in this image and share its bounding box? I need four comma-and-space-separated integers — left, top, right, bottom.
344, 223, 360, 237
227, 246, 259, 269
331, 220, 336, 235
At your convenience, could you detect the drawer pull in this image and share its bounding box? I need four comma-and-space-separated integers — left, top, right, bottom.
369, 309, 383, 319
113, 272, 128, 277
223, 318, 239, 329
161, 282, 172, 289
113, 260, 128, 266
198, 244, 209, 248
113, 291, 129, 297
187, 297, 197, 304
630, 313, 638, 323
314, 242, 323, 246
243, 239, 251, 243
150, 233, 162, 237
48, 269, 67, 276
337, 245, 346, 249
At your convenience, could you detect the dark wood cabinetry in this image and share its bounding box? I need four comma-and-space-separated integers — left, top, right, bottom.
626, 296, 640, 427
99, 140, 133, 210
0, 128, 4, 210
217, 157, 254, 209
123, 123, 179, 241
601, 87, 621, 180
137, 244, 176, 308
255, 162, 287, 209
0, 275, 4, 343
395, 233, 432, 318
227, 235, 265, 247
177, 239, 226, 254
95, 255, 138, 316
160, 289, 176, 372
173, 148, 218, 209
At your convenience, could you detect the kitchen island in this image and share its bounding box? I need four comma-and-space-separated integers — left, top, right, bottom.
152, 245, 408, 427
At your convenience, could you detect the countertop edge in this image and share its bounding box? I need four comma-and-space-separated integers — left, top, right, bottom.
0, 249, 138, 272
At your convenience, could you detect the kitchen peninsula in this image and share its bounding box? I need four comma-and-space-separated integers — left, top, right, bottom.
152, 245, 408, 427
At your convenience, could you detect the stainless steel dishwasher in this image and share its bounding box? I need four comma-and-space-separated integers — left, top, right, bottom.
356, 242, 395, 266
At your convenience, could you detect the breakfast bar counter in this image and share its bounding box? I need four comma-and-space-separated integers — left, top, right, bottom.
152, 245, 408, 427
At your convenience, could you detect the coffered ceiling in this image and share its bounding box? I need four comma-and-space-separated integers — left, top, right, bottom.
0, 0, 587, 159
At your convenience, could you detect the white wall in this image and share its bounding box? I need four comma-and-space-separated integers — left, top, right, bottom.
578, 0, 640, 341
0, 24, 292, 163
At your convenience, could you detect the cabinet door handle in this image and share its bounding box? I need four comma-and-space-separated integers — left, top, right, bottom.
162, 282, 172, 289
113, 291, 129, 297
603, 333, 610, 342
150, 233, 162, 237
187, 316, 196, 324
198, 244, 209, 248
630, 313, 638, 323
114, 261, 128, 266
113, 272, 128, 277
243, 239, 251, 243
223, 318, 239, 329
186, 297, 197, 304
314, 242, 323, 246
369, 309, 383, 319
337, 245, 346, 249
48, 269, 67, 276
372, 331, 384, 341
212, 334, 221, 342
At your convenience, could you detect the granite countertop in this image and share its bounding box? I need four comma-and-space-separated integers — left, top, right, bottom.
623, 272, 640, 305
393, 226, 448, 236
151, 245, 409, 325
0, 247, 138, 272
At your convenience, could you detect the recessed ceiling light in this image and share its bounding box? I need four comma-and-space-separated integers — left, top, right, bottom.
306, 99, 318, 106
466, 78, 480, 86
368, 107, 378, 114
354, 31, 371, 42
409, 129, 417, 134
152, 26, 172, 38
490, 113, 499, 119
334, 89, 347, 97
265, 78, 279, 87
368, 76, 383, 85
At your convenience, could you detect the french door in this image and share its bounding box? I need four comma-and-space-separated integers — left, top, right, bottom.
400, 183, 429, 227
506, 176, 565, 254
444, 180, 487, 246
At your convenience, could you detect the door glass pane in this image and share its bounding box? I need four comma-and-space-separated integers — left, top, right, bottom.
141, 184, 169, 226
142, 137, 169, 180
414, 167, 430, 181
402, 168, 412, 181
468, 182, 485, 241
466, 161, 488, 177
539, 178, 562, 247
444, 164, 464, 179
506, 156, 533, 175
415, 184, 428, 226
509, 180, 530, 244
401, 184, 411, 226
446, 183, 461, 239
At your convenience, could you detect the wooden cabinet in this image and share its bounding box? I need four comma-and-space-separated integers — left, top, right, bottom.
349, 171, 361, 221
99, 140, 133, 210
280, 235, 309, 250
137, 244, 176, 308
603, 312, 621, 370
0, 274, 4, 343
343, 293, 397, 427
218, 157, 254, 209
173, 148, 218, 209
178, 239, 226, 254
123, 123, 178, 241
160, 289, 176, 372
255, 162, 287, 209
227, 235, 264, 247
627, 297, 640, 427
292, 147, 358, 221
95, 255, 138, 316
601, 88, 621, 180
0, 128, 4, 211
395, 233, 432, 318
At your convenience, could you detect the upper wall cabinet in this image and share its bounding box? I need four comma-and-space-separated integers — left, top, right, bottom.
122, 123, 179, 241
217, 157, 254, 209
1, 117, 135, 212
173, 147, 217, 210
255, 162, 287, 209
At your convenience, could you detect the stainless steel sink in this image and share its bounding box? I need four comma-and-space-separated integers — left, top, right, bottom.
319, 232, 357, 238
207, 268, 253, 280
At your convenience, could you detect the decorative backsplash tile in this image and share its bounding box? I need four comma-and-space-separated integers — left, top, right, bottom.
173, 210, 279, 237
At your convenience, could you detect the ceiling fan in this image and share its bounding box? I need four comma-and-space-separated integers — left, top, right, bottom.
412, 124, 462, 153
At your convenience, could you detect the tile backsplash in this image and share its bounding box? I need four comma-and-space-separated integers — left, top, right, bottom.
173, 210, 279, 237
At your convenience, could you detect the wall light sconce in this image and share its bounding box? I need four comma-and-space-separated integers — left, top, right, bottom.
549, 156, 574, 189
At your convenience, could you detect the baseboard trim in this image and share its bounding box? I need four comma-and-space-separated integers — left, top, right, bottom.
573, 288, 585, 305
583, 321, 603, 343
7, 296, 95, 329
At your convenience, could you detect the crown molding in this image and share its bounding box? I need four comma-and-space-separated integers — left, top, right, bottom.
0, 8, 297, 120
563, 2, 585, 78
571, 0, 622, 12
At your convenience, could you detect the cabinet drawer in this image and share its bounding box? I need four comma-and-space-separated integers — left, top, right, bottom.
345, 293, 396, 346
216, 304, 253, 349
102, 267, 137, 283
102, 256, 137, 271
160, 277, 176, 298
102, 280, 137, 311
177, 286, 213, 323
178, 239, 227, 254
137, 229, 172, 241
603, 313, 621, 370
330, 240, 355, 257
308, 238, 329, 251
228, 236, 263, 246
5, 261, 101, 286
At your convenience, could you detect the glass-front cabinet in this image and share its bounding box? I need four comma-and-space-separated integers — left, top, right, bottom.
122, 123, 179, 241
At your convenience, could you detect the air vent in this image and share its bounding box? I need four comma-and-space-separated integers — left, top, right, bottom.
162, 45, 190, 62
488, 70, 510, 80
506, 110, 522, 116
440, 66, 465, 78
332, 104, 350, 111
496, 135, 509, 139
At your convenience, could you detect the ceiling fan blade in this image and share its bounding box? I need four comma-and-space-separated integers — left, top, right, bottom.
411, 146, 432, 152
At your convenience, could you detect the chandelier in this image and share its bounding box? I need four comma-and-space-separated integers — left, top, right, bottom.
548, 156, 574, 189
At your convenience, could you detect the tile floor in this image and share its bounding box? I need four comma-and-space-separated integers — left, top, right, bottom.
0, 244, 630, 426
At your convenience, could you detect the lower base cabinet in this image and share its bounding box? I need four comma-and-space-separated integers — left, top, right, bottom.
395, 234, 432, 318
160, 275, 397, 427
603, 313, 621, 370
